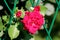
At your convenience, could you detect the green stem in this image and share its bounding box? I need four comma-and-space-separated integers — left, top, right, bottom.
30, 0, 35, 7
4, 0, 17, 25
36, 0, 40, 6
13, 0, 17, 12
4, 0, 13, 15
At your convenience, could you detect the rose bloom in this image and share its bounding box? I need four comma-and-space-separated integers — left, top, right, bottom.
22, 6, 44, 34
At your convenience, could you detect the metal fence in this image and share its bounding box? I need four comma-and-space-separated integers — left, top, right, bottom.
3, 0, 60, 40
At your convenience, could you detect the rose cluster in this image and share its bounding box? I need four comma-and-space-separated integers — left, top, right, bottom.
16, 6, 44, 34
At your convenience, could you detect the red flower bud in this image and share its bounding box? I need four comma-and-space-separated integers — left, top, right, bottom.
16, 11, 21, 18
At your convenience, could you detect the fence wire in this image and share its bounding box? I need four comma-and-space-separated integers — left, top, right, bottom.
3, 0, 60, 40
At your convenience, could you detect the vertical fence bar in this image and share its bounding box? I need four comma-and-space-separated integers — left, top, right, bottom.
44, 0, 60, 40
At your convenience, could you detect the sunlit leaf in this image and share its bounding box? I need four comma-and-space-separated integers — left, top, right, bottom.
25, 0, 32, 10
20, 7, 25, 18
40, 5, 47, 16
0, 31, 4, 37
2, 15, 7, 21
8, 24, 20, 39
14, 7, 18, 13
34, 34, 45, 40
2, 15, 9, 23
29, 7, 34, 12
0, 17, 5, 31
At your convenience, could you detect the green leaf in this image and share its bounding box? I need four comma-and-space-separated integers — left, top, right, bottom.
56, 11, 60, 22
20, 7, 25, 18
17, 22, 23, 31
0, 31, 4, 37
8, 24, 20, 39
25, 0, 32, 10
17, 22, 33, 40
53, 36, 60, 40
40, 5, 47, 16
2, 15, 9, 23
0, 17, 5, 31
28, 7, 34, 12
34, 34, 45, 40
49, 0, 56, 3
14, 7, 18, 13
23, 31, 33, 40
2, 15, 7, 21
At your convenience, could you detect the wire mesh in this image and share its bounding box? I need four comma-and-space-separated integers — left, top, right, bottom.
3, 0, 60, 40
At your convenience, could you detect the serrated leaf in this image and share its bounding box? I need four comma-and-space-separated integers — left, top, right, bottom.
0, 17, 5, 31
20, 7, 25, 18
8, 24, 20, 39
25, 0, 32, 10
40, 6, 47, 16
